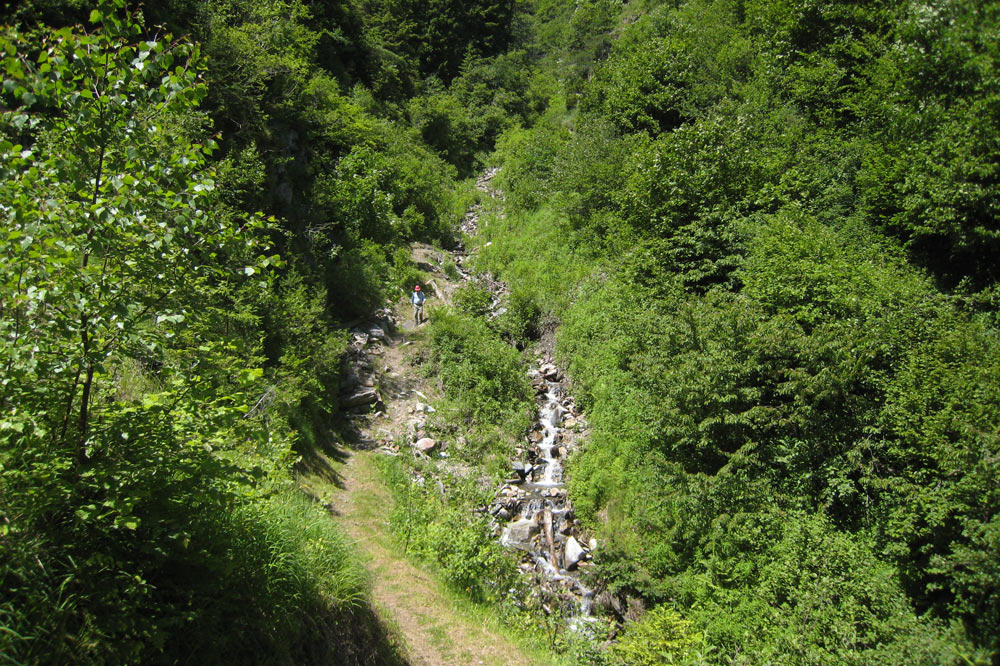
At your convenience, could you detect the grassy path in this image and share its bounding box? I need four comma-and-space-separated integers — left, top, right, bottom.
303, 448, 549, 666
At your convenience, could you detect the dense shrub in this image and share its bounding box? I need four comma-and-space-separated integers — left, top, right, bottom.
481, 0, 1000, 659
428, 309, 533, 432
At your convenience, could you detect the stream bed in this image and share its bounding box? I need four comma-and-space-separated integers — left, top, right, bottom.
491, 359, 597, 624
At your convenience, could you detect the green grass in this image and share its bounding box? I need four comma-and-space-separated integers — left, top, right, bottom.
474, 205, 597, 315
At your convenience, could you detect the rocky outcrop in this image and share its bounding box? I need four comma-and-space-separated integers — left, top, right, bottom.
342, 387, 378, 408
340, 311, 396, 414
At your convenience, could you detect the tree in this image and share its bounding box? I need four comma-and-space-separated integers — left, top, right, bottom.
1, 2, 277, 658
1, 0, 270, 453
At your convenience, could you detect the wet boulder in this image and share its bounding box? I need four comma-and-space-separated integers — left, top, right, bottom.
504, 518, 540, 546
564, 536, 585, 570
540, 363, 561, 381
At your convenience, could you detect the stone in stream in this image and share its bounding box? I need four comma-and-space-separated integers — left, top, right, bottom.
505, 518, 540, 545
540, 363, 561, 381
564, 536, 585, 570
512, 461, 527, 482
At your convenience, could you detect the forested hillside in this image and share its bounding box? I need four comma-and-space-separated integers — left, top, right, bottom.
474, 0, 1000, 662
2, 0, 998, 664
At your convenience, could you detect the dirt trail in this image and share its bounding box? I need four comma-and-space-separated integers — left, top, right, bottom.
305, 244, 553, 666
327, 450, 537, 666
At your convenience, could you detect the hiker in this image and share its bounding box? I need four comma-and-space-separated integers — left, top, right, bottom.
411, 284, 426, 324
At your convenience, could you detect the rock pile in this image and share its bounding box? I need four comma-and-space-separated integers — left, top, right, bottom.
459, 167, 503, 237
340, 315, 394, 413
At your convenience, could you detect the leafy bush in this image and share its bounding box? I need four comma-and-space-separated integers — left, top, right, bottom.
454, 282, 493, 317
378, 456, 521, 604
678, 512, 981, 665
428, 309, 533, 432
610, 605, 705, 666
489, 287, 542, 345
0, 5, 405, 662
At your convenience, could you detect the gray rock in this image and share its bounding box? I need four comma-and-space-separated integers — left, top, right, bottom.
564, 536, 585, 570
414, 437, 437, 454
505, 518, 540, 545
342, 388, 377, 408
540, 363, 560, 381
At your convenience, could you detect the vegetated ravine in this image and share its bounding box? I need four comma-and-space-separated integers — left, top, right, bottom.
462, 169, 601, 631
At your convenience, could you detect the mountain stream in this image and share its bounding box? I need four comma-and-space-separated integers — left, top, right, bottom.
493, 360, 597, 626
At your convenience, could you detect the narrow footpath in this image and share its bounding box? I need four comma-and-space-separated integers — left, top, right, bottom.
326, 448, 543, 666
298, 242, 557, 666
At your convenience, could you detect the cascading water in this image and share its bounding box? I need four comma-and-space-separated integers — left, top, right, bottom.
495, 360, 596, 625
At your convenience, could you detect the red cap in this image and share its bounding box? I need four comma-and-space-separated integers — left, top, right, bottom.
414, 285, 421, 291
